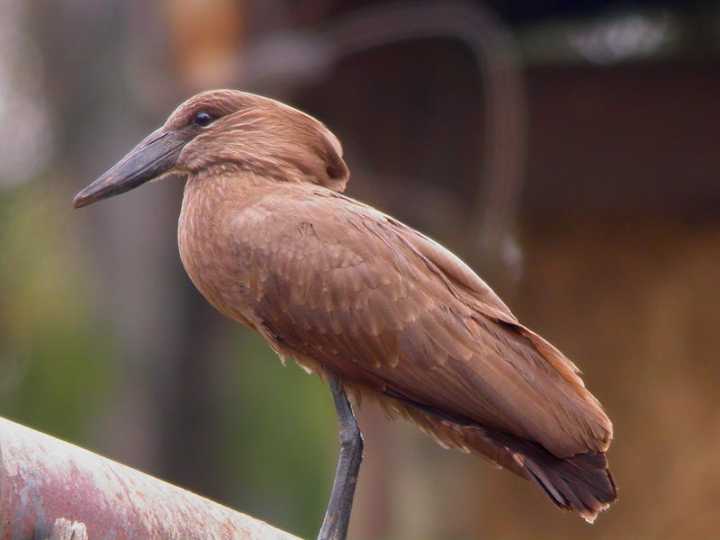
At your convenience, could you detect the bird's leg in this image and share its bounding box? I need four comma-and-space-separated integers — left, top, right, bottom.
318, 374, 364, 540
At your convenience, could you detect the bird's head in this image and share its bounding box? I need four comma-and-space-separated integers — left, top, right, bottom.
73, 89, 349, 208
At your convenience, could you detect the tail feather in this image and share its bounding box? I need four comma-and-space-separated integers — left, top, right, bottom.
373, 389, 617, 522
487, 430, 617, 523
521, 451, 616, 522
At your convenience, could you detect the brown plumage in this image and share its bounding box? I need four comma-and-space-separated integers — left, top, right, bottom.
74, 89, 616, 522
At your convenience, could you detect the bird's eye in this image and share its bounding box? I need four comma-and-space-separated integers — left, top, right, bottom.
193, 111, 215, 127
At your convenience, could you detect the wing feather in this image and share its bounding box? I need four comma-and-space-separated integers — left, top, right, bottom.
232, 187, 612, 458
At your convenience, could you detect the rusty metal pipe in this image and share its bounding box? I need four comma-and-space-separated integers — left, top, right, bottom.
0, 416, 298, 540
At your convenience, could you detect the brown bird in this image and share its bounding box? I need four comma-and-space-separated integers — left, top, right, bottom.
74, 89, 616, 537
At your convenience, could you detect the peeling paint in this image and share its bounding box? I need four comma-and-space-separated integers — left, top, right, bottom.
49, 518, 88, 540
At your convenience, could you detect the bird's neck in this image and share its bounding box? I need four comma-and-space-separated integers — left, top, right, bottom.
180, 165, 280, 234
183, 164, 274, 203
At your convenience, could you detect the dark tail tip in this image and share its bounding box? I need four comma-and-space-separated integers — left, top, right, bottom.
520, 450, 617, 523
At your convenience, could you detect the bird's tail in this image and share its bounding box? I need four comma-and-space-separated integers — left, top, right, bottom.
480, 429, 617, 523
377, 391, 617, 522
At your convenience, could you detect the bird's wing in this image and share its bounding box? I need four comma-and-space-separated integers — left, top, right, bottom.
232, 187, 612, 458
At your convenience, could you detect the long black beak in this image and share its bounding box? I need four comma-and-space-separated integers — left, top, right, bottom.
73, 128, 186, 209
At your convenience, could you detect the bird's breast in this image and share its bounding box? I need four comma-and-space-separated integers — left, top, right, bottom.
177, 177, 256, 327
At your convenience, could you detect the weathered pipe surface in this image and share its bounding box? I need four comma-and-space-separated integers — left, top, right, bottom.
0, 416, 299, 540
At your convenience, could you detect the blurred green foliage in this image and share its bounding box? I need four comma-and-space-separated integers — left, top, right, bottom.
222, 331, 337, 538
0, 185, 114, 442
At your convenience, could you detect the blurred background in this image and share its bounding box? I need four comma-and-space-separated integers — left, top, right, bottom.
1, 0, 719, 538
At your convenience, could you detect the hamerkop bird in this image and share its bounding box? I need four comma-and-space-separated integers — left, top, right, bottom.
74, 90, 616, 536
